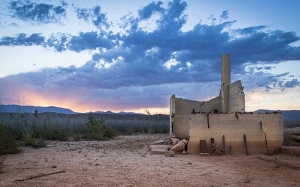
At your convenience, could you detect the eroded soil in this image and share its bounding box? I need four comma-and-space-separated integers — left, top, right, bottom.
1, 134, 300, 187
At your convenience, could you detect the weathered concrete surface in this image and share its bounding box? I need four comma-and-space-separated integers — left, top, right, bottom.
171, 96, 221, 139
188, 113, 284, 154
228, 80, 245, 113
171, 98, 201, 138
199, 96, 221, 113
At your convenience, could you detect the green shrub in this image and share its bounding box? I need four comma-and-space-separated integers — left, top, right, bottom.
0, 123, 21, 154
23, 131, 46, 148
39, 124, 68, 141
84, 113, 116, 140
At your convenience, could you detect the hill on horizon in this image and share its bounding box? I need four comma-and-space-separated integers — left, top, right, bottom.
1, 105, 300, 125
0, 104, 142, 115
0, 104, 76, 114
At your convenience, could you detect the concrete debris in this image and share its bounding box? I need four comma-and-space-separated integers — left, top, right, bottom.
170, 137, 179, 145
149, 138, 189, 155
170, 139, 188, 153
148, 144, 173, 154
164, 151, 175, 157
150, 138, 172, 145
150, 140, 165, 145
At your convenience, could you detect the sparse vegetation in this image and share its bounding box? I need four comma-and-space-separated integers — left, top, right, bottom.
0, 111, 169, 151
83, 113, 116, 140
0, 123, 20, 154
22, 131, 46, 148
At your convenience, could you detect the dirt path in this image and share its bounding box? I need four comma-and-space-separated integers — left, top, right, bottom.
1, 134, 300, 187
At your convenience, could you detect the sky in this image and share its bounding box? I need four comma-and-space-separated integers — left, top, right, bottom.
0, 0, 300, 114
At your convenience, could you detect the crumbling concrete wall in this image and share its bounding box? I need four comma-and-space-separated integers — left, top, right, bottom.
171, 95, 223, 138
199, 96, 221, 113
171, 97, 201, 138
229, 80, 245, 112
188, 113, 284, 154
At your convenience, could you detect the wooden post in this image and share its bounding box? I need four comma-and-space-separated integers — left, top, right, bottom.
229, 145, 232, 156
211, 138, 215, 153
200, 140, 208, 153
206, 113, 210, 128
222, 135, 226, 154
243, 134, 249, 156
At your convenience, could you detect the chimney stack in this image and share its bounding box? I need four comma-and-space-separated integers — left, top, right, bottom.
221, 54, 231, 113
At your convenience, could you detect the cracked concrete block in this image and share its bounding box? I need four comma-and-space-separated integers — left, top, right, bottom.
170, 139, 188, 152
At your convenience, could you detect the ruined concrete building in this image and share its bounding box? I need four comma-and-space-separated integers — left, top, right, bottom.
170, 54, 284, 155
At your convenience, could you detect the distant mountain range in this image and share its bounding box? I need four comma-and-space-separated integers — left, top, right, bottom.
0, 105, 141, 115
0, 105, 299, 123
0, 104, 76, 114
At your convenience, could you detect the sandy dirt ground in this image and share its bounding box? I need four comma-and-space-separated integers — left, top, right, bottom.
1, 134, 300, 187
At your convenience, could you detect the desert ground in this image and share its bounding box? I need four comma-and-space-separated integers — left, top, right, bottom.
1, 134, 300, 187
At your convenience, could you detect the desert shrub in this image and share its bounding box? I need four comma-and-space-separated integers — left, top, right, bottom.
84, 113, 116, 140
23, 131, 46, 148
38, 124, 68, 141
0, 123, 21, 154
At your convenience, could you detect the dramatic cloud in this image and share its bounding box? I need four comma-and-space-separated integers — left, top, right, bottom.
1, 0, 300, 89
0, 33, 45, 46
9, 1, 67, 24
0, 0, 299, 112
138, 1, 164, 19
75, 5, 108, 28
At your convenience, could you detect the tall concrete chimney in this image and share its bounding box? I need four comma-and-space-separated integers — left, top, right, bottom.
221, 54, 231, 113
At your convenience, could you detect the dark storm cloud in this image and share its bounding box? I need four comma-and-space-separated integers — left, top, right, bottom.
9, 0, 67, 24
75, 5, 108, 28
1, 0, 300, 91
